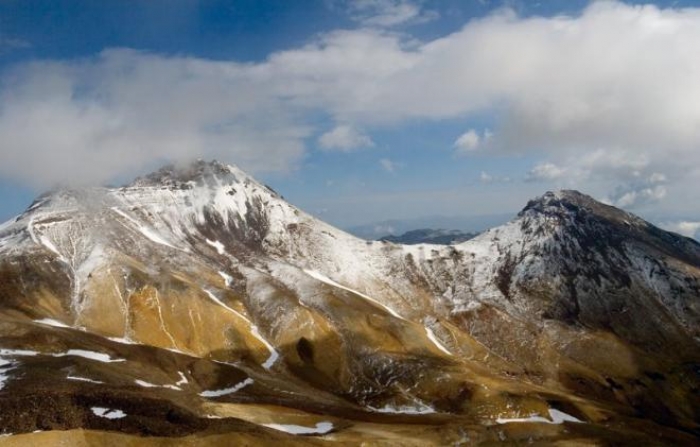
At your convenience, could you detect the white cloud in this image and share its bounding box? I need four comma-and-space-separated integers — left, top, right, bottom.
347, 0, 438, 27
480, 171, 493, 183
318, 125, 374, 151
0, 49, 310, 188
611, 185, 667, 208
455, 129, 492, 153
604, 172, 669, 208
659, 221, 700, 239
526, 162, 567, 182
454, 129, 480, 152
2, 1, 700, 210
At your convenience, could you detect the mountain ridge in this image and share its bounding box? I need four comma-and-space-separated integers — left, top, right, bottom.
0, 160, 698, 444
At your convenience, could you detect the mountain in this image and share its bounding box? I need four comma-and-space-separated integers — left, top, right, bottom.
378, 228, 478, 245
0, 161, 698, 445
346, 213, 512, 240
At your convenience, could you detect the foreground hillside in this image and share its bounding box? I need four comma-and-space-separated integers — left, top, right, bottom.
0, 161, 698, 445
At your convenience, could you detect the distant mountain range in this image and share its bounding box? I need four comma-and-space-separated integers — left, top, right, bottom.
0, 160, 698, 445
378, 228, 478, 245
345, 213, 513, 240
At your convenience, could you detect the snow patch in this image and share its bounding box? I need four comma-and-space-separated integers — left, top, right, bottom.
303, 269, 404, 319
203, 289, 239, 315
496, 408, 583, 425
38, 235, 68, 263
250, 325, 279, 370
462, 301, 483, 312
0, 358, 15, 391
111, 207, 178, 249
199, 377, 254, 397
218, 271, 233, 287
424, 327, 452, 356
67, 375, 103, 384
0, 348, 39, 357
91, 407, 127, 419
262, 421, 334, 435
135, 379, 181, 391
0, 348, 124, 364
206, 239, 226, 255
34, 318, 70, 328
27, 216, 67, 262
53, 349, 125, 363
368, 401, 436, 415
107, 336, 138, 345
176, 372, 188, 386
203, 288, 279, 369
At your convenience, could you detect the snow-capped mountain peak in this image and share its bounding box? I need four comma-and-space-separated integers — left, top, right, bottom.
129, 159, 263, 191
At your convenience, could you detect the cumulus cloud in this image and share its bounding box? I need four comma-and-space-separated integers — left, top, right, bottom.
318, 125, 374, 151
0, 49, 310, 188
2, 0, 700, 205
526, 162, 567, 182
454, 129, 491, 153
610, 185, 667, 208
604, 172, 668, 208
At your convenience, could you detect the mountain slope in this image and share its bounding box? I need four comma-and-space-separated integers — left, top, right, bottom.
0, 162, 698, 445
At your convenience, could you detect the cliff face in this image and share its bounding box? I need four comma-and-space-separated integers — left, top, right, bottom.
0, 162, 698, 444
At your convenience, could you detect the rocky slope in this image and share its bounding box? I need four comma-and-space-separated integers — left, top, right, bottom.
0, 161, 698, 445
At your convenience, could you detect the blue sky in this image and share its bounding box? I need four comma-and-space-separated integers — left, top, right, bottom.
1, 0, 700, 239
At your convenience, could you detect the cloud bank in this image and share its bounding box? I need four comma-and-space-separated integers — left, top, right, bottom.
1, 0, 699, 211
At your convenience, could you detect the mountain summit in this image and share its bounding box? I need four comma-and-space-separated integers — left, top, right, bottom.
0, 161, 698, 445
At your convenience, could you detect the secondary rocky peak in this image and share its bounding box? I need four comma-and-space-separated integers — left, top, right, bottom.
520, 190, 619, 219
517, 189, 650, 234
515, 190, 700, 268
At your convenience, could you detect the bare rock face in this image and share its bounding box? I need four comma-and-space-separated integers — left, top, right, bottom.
0, 161, 698, 445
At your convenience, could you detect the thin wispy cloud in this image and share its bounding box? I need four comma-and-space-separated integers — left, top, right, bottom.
346, 0, 438, 27
379, 158, 400, 173
480, 171, 510, 184
0, 36, 31, 54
